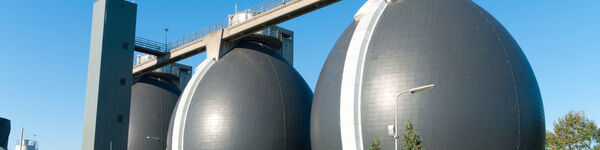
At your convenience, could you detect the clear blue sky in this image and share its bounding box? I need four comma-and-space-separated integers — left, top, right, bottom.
0, 0, 598, 149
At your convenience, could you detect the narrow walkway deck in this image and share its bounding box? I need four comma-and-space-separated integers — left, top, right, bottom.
133, 0, 340, 77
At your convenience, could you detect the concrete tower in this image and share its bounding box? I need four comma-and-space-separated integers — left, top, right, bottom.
83, 0, 137, 149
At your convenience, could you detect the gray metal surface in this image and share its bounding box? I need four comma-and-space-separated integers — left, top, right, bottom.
128, 73, 181, 150
311, 0, 545, 149
170, 40, 313, 150
310, 21, 357, 150
82, 0, 137, 149
0, 117, 9, 150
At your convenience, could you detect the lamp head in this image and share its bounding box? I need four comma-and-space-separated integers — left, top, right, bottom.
146, 136, 161, 141
409, 84, 435, 94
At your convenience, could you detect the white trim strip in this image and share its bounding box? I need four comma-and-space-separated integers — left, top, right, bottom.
340, 0, 388, 149
170, 59, 216, 150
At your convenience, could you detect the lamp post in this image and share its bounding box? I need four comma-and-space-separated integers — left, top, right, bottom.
390, 84, 435, 150
164, 28, 169, 52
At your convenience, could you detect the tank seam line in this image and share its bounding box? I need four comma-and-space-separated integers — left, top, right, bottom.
470, 2, 521, 149
267, 56, 287, 150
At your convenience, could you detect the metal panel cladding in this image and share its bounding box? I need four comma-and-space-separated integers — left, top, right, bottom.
128, 73, 182, 150
169, 41, 313, 150
310, 0, 545, 149
0, 117, 9, 150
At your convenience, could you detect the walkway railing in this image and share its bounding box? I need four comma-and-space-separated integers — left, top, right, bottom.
248, 0, 291, 16
134, 0, 293, 52
134, 37, 166, 52
166, 19, 228, 50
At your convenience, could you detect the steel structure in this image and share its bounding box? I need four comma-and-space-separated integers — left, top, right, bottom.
83, 0, 340, 149
310, 0, 545, 149
167, 39, 313, 150
128, 73, 182, 150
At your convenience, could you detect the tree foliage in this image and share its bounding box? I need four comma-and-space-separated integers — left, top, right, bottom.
368, 137, 382, 150
403, 120, 424, 150
546, 111, 600, 150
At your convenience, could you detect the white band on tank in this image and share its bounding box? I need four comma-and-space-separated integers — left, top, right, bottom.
340, 0, 389, 149
170, 58, 215, 150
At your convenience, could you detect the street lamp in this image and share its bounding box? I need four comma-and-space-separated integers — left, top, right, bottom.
164, 28, 169, 52
145, 136, 166, 149
389, 84, 435, 150
146, 136, 161, 141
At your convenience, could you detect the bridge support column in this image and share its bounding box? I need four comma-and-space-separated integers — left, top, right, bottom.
206, 29, 236, 60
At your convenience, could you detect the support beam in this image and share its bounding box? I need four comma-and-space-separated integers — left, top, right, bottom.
206, 30, 236, 60
205, 30, 225, 60
83, 0, 137, 150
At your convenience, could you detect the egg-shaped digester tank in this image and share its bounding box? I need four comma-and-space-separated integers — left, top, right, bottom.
0, 117, 9, 150
310, 0, 545, 149
167, 39, 313, 150
128, 73, 182, 150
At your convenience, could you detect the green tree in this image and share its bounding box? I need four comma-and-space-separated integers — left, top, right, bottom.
595, 127, 600, 150
546, 111, 599, 150
368, 137, 381, 150
403, 120, 424, 150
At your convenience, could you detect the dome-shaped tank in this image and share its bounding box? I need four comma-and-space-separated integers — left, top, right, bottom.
310, 0, 545, 149
167, 40, 313, 150
0, 117, 9, 150
128, 73, 181, 150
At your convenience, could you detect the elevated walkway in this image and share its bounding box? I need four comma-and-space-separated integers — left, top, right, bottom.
133, 0, 340, 77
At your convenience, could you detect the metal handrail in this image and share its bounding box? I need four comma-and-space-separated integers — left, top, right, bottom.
135, 0, 294, 52
135, 37, 166, 52
166, 18, 228, 50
